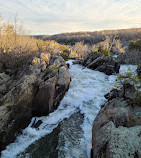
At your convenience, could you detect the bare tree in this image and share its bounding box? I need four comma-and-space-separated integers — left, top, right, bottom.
91, 34, 125, 55
73, 41, 88, 59
14, 13, 18, 50
0, 15, 2, 53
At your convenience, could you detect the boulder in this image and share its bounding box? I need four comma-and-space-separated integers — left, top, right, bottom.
92, 84, 141, 158
32, 66, 70, 116
0, 53, 71, 152
0, 74, 37, 152
81, 54, 120, 75
66, 63, 70, 68
72, 60, 81, 65
32, 76, 57, 116
82, 53, 100, 67
92, 121, 141, 158
31, 119, 43, 129
49, 56, 65, 69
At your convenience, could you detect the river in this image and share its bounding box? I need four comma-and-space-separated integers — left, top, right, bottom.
1, 60, 137, 158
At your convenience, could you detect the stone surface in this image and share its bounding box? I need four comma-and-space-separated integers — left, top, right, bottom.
0, 62, 7, 73
81, 54, 120, 75
40, 53, 51, 64
0, 53, 70, 153
72, 60, 82, 65
0, 73, 11, 99
117, 50, 141, 65
32, 66, 70, 116
0, 73, 10, 85
49, 56, 65, 69
92, 83, 141, 158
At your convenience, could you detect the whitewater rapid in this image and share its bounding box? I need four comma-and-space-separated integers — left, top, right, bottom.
1, 61, 137, 158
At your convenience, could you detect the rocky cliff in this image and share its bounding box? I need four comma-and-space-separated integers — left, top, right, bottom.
92, 83, 141, 158
0, 53, 71, 152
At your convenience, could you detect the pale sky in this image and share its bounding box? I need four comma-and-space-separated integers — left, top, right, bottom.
0, 0, 141, 35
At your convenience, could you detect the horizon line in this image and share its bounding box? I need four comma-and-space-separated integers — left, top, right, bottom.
30, 27, 141, 36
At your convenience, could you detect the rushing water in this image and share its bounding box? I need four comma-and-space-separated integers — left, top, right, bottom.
1, 61, 137, 158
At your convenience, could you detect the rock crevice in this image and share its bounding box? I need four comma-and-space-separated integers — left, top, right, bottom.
0, 53, 71, 152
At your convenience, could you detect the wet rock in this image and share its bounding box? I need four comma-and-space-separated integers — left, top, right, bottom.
66, 63, 70, 68
31, 119, 43, 129
104, 89, 119, 100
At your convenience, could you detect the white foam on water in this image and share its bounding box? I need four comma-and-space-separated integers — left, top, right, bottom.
119, 64, 138, 75
1, 60, 137, 158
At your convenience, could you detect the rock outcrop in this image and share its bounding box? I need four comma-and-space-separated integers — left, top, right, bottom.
0, 53, 70, 152
81, 53, 120, 75
72, 60, 82, 65
117, 50, 141, 65
0, 62, 7, 73
92, 83, 141, 158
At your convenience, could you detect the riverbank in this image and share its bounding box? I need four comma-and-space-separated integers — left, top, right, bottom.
1, 60, 139, 158
1, 60, 117, 158
0, 53, 70, 153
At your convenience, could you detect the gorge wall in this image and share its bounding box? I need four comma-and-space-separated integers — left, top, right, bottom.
0, 53, 71, 152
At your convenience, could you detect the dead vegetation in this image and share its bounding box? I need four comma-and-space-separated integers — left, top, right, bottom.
34, 28, 141, 45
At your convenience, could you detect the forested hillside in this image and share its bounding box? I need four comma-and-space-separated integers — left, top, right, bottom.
33, 28, 141, 45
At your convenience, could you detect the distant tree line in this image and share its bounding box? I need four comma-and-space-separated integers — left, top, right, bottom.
1, 14, 141, 70
33, 28, 141, 46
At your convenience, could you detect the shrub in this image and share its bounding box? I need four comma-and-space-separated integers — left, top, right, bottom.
91, 35, 125, 56
60, 51, 69, 60
129, 39, 141, 51
72, 41, 89, 59
118, 72, 141, 107
118, 72, 141, 89
42, 40, 71, 57
0, 19, 71, 70
134, 91, 141, 106
0, 20, 40, 70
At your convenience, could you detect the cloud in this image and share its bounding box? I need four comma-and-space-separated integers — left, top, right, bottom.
0, 0, 141, 34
